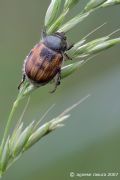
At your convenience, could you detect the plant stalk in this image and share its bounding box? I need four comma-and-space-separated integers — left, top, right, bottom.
0, 95, 22, 157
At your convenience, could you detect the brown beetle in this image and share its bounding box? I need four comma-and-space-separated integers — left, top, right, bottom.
18, 31, 73, 93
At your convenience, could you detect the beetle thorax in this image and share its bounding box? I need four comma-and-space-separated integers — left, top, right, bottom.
43, 33, 67, 52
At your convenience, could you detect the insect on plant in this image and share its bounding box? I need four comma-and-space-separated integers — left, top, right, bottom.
18, 31, 73, 93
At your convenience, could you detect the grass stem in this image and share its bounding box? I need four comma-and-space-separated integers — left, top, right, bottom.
0, 96, 21, 156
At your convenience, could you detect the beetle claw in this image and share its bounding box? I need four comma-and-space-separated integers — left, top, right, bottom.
18, 74, 26, 90
49, 72, 61, 93
49, 89, 56, 93
49, 81, 60, 93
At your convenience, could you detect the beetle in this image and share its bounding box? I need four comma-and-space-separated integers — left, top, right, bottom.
18, 31, 73, 93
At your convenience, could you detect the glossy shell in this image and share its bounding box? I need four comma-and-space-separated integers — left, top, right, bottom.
24, 43, 63, 85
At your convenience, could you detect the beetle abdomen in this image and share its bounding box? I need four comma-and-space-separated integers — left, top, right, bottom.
24, 43, 63, 85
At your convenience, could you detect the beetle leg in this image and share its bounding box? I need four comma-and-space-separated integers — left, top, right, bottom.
64, 44, 74, 60
18, 74, 26, 90
64, 53, 72, 60
50, 70, 61, 93
67, 44, 74, 51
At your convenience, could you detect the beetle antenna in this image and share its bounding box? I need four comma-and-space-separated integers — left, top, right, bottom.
41, 26, 47, 40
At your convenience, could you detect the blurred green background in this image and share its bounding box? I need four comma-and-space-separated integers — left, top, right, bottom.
0, 0, 120, 179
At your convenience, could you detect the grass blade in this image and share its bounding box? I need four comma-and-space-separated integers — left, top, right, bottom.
58, 12, 89, 33
64, 0, 81, 10
84, 0, 107, 12
101, 0, 120, 7
47, 9, 69, 34
0, 137, 10, 173
12, 122, 34, 156
61, 61, 84, 79
45, 0, 62, 28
